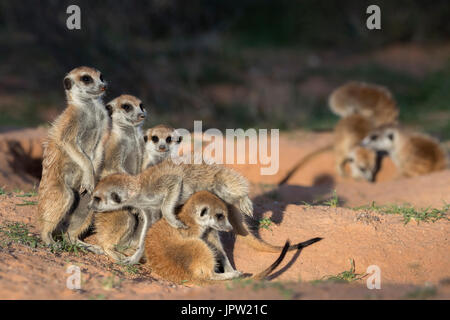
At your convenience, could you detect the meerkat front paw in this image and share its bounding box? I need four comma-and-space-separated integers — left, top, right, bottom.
80, 172, 95, 194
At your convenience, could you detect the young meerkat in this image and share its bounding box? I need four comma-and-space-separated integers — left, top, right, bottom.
94, 94, 147, 261
278, 114, 378, 185
90, 159, 321, 264
145, 191, 292, 284
38, 66, 108, 250
329, 81, 399, 127
361, 125, 448, 178
142, 124, 183, 170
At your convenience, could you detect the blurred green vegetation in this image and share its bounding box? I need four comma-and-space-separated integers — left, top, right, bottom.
0, 0, 449, 139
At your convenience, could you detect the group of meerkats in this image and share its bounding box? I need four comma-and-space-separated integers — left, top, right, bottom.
281, 81, 448, 185
37, 66, 321, 285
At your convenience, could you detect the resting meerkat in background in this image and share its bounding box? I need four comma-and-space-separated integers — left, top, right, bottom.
362, 125, 448, 178
278, 113, 378, 184
90, 159, 320, 264
329, 81, 399, 126
142, 124, 182, 170
38, 66, 108, 250
94, 94, 147, 261
145, 191, 290, 284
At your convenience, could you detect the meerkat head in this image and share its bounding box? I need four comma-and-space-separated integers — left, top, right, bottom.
89, 174, 138, 212
346, 146, 377, 182
105, 95, 147, 128
362, 125, 398, 152
63, 66, 106, 102
186, 191, 233, 232
143, 124, 183, 163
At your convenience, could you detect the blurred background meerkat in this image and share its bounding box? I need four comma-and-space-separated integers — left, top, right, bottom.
362, 125, 448, 178
329, 81, 399, 127
38, 66, 108, 250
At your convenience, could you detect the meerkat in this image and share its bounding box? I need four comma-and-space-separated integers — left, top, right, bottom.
37, 66, 108, 251
329, 81, 399, 127
278, 114, 378, 185
93, 94, 147, 260
145, 191, 291, 284
142, 124, 183, 170
361, 125, 448, 178
90, 159, 322, 264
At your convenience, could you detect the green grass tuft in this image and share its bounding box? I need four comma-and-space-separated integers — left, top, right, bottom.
0, 222, 41, 248
259, 217, 273, 231
311, 259, 367, 284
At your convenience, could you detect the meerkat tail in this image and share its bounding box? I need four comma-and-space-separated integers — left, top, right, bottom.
278, 144, 333, 185
251, 240, 290, 280
238, 233, 322, 253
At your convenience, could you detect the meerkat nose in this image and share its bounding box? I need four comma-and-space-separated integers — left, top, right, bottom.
100, 84, 107, 91
138, 113, 146, 119
159, 145, 166, 151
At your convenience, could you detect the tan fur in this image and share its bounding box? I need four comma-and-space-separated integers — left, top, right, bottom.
91, 159, 322, 264
145, 191, 289, 284
94, 94, 147, 260
38, 66, 108, 250
362, 126, 448, 178
329, 81, 399, 126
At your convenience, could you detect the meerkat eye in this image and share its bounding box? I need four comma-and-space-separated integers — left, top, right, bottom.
200, 207, 208, 217
121, 104, 132, 112
387, 133, 394, 141
139, 103, 144, 112
151, 136, 159, 143
111, 192, 121, 204
370, 134, 378, 141
81, 75, 93, 84
359, 166, 366, 172
99, 74, 104, 82
216, 213, 224, 220
347, 158, 354, 163
166, 136, 172, 144
93, 196, 102, 203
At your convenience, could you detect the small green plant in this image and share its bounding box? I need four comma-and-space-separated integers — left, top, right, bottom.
312, 259, 367, 284
323, 190, 339, 208
259, 217, 273, 231
16, 190, 38, 197
89, 294, 107, 300
16, 200, 38, 206
0, 222, 41, 248
0, 187, 6, 195
353, 202, 449, 224
101, 274, 122, 290
226, 278, 294, 299
118, 263, 139, 275
48, 236, 87, 254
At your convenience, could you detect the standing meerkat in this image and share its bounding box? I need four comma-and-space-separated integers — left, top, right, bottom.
278, 114, 378, 184
361, 125, 448, 178
142, 124, 183, 170
145, 191, 292, 284
94, 94, 147, 261
329, 81, 399, 127
38, 66, 108, 249
90, 159, 321, 264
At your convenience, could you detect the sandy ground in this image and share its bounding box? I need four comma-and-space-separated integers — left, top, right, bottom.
0, 128, 449, 300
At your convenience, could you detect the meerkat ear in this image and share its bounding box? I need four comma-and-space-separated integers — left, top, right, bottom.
177, 136, 183, 143
105, 104, 113, 117
143, 135, 148, 143
63, 77, 73, 90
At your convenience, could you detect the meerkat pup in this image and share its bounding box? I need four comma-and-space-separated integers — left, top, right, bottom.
361, 125, 448, 178
334, 113, 378, 180
329, 81, 399, 127
94, 94, 147, 261
145, 191, 290, 284
90, 159, 319, 264
142, 124, 183, 170
38, 66, 108, 250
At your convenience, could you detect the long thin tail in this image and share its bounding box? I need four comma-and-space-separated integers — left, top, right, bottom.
251, 240, 290, 280
278, 144, 333, 185
239, 232, 323, 253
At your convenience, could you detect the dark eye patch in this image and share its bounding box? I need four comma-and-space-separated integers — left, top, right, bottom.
81, 75, 93, 84
93, 196, 101, 203
370, 134, 378, 141
121, 104, 132, 112
388, 133, 394, 141
216, 213, 224, 220
359, 166, 366, 172
200, 207, 208, 217
166, 136, 172, 144
111, 192, 121, 204
151, 136, 159, 143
